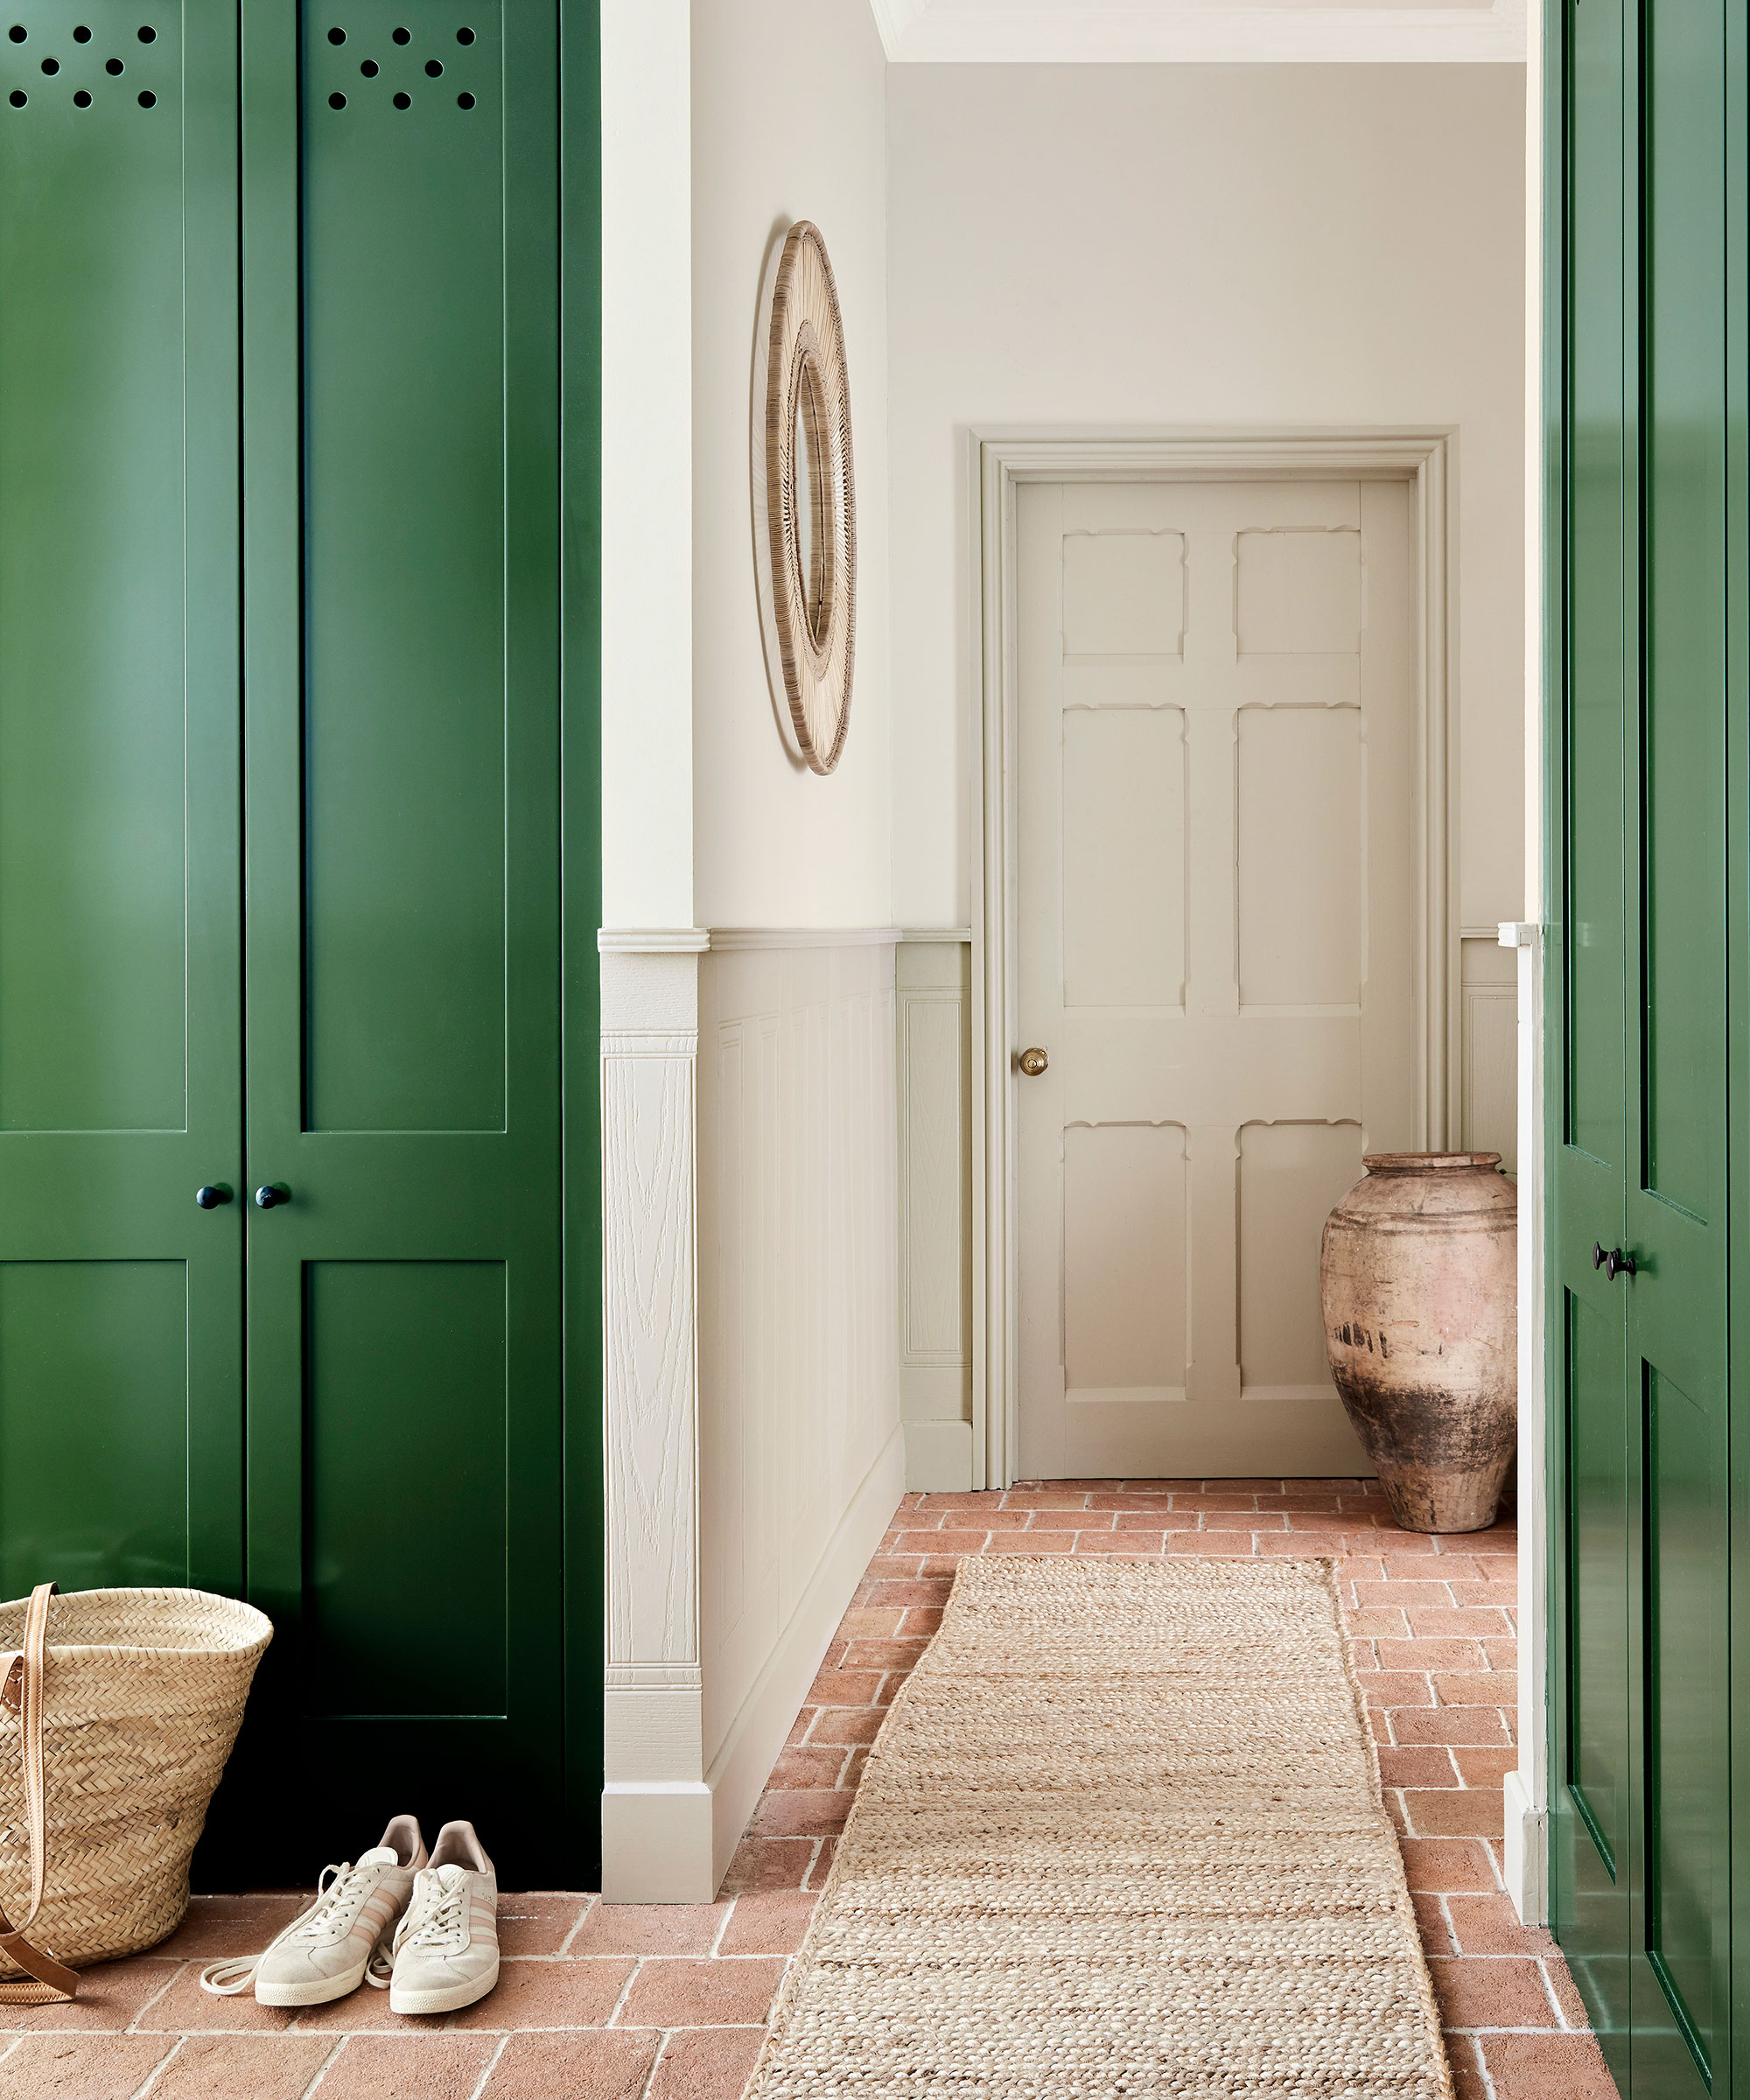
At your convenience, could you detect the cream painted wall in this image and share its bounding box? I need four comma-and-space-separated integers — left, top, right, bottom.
886, 63, 1527, 934
690, 0, 893, 929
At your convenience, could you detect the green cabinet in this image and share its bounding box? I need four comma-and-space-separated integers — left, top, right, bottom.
1550, 0, 1740, 2087
0, 0, 598, 1886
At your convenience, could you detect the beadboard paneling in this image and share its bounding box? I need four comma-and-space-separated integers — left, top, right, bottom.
897, 940, 973, 1488
1461, 936, 1518, 1172
696, 939, 902, 1858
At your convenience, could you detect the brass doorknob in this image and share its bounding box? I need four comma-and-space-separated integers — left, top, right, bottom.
1018, 1046, 1049, 1077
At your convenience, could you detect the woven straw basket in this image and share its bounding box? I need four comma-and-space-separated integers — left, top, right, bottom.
0, 1585, 272, 1995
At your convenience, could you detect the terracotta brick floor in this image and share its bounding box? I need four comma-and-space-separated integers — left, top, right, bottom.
0, 1481, 1617, 2100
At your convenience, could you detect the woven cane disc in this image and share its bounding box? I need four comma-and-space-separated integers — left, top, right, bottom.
756, 221, 856, 775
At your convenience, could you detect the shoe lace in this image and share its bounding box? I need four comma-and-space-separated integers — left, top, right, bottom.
198, 1861, 375, 1997
365, 1869, 466, 1988
408, 1880, 467, 1951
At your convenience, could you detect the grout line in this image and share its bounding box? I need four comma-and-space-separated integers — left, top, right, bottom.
298, 2035, 349, 2096
709, 1902, 736, 1956
604, 1956, 645, 2029
558, 1895, 599, 1953
133, 2033, 188, 2099
126, 1959, 189, 2034
466, 2032, 513, 2100
634, 2027, 676, 2100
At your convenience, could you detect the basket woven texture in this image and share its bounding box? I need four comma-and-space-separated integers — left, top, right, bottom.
0, 1587, 271, 1975
748, 1556, 1455, 2100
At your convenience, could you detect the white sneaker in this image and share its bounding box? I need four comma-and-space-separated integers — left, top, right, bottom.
377, 1820, 500, 2015
200, 1815, 427, 2007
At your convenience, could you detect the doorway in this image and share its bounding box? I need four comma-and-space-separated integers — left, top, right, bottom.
976, 434, 1457, 1487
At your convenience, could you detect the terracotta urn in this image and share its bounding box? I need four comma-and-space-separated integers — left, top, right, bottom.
1320, 1152, 1517, 1534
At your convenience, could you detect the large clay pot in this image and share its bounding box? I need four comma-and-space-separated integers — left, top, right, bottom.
1320, 1152, 1516, 1534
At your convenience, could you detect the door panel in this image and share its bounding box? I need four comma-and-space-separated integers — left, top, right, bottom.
1553, 0, 1736, 2081
1642, 1368, 1726, 2088
303, 1261, 509, 1719
0, 0, 242, 1600
241, 0, 561, 1880
301, 5, 510, 1137
1018, 477, 1415, 1479
1624, 0, 1731, 2084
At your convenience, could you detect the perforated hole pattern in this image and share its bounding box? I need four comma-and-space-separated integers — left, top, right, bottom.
321, 23, 478, 112
4, 21, 158, 108
3, 15, 475, 115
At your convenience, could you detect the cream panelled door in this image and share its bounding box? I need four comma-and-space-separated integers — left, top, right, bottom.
1016, 479, 1418, 1480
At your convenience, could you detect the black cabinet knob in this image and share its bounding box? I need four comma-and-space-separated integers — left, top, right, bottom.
194, 1185, 232, 1210
1593, 1241, 1635, 1281
253, 1184, 290, 1209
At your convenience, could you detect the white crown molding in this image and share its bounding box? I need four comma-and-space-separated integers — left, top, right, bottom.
868, 0, 1524, 63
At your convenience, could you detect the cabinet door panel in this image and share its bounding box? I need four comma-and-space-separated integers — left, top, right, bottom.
242, 0, 562, 1882
0, 0, 242, 1615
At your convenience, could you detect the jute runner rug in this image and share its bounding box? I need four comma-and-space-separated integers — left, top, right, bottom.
748, 1556, 1452, 2098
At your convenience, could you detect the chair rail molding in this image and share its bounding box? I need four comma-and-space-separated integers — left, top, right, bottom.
970, 428, 1459, 1491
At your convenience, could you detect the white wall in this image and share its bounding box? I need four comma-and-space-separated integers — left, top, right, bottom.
690, 0, 892, 928
599, 0, 902, 1902
886, 63, 1527, 936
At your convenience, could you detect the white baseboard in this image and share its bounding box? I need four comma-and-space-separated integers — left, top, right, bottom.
1503, 1767, 1548, 1926
600, 1782, 715, 1904
704, 1424, 906, 1888
903, 1418, 973, 1491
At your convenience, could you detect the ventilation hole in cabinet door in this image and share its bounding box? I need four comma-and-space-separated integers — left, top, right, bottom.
391, 24, 409, 40
104, 56, 122, 71
327, 23, 344, 39
360, 57, 376, 74
136, 23, 154, 38
328, 89, 345, 107
456, 23, 472, 38
71, 21, 88, 36
392, 88, 409, 106
424, 56, 439, 73
38, 54, 54, 71
6, 88, 22, 102
456, 89, 472, 107
136, 87, 151, 102
71, 86, 87, 102
5, 26, 23, 40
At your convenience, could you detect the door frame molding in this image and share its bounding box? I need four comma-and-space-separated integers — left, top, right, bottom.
970, 426, 1459, 1489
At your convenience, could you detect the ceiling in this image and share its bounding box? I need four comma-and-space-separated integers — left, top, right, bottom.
866, 0, 1524, 64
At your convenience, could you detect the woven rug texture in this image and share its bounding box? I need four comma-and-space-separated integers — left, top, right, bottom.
747, 1554, 1454, 2099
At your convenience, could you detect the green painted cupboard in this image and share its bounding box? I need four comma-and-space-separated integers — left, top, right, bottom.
0, 0, 603, 1887
1548, 0, 1746, 2087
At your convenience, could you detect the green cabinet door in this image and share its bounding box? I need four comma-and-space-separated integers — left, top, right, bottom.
1550, 0, 1634, 2060
0, 1, 242, 1600
239, 0, 564, 1882
1625, 0, 1732, 2082
1551, 0, 1740, 2088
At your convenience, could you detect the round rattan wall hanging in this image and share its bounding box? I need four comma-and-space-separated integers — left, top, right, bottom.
753, 221, 857, 774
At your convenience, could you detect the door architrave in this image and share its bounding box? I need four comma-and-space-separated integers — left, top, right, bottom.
970, 427, 1459, 1490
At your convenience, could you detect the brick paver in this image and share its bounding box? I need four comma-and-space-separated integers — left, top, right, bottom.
0, 1481, 1613, 2100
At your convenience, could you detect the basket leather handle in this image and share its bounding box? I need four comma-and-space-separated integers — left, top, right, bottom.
0, 1585, 77, 2002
